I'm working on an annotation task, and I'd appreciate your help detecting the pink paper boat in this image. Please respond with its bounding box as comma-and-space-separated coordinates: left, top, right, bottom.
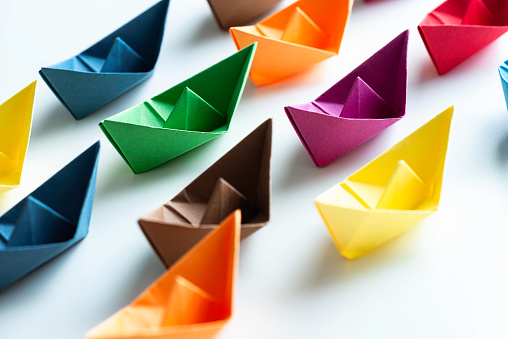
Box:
285, 30, 408, 167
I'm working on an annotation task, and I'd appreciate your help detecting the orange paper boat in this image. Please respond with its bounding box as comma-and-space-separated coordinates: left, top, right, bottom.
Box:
86, 211, 241, 339
230, 0, 353, 86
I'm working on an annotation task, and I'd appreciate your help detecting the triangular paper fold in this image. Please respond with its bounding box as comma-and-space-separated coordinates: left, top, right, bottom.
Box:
139, 119, 272, 268
230, 0, 353, 86
315, 107, 453, 259
0, 81, 35, 192
285, 30, 408, 167
86, 210, 241, 339
418, 0, 508, 75
100, 44, 257, 174
0, 142, 100, 292
39, 0, 170, 119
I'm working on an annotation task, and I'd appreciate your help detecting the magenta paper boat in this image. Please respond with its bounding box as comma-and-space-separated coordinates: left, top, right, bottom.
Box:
285, 30, 408, 167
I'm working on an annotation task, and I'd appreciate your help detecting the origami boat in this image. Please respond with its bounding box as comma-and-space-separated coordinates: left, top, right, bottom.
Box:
139, 119, 271, 268
315, 107, 453, 259
39, 0, 170, 120
100, 44, 256, 174
87, 210, 241, 339
207, 0, 281, 29
0, 81, 36, 192
498, 59, 508, 110
0, 142, 100, 292
230, 0, 353, 86
285, 30, 408, 167
418, 0, 508, 75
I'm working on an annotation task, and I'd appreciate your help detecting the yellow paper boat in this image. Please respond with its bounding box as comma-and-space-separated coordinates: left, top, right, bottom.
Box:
0, 81, 36, 192
315, 107, 453, 259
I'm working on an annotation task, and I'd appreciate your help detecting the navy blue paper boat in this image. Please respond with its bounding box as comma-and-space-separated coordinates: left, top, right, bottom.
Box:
0, 142, 100, 292
39, 0, 170, 120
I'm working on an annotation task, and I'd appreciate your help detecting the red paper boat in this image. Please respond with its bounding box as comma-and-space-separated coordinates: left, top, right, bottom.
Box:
418, 0, 508, 75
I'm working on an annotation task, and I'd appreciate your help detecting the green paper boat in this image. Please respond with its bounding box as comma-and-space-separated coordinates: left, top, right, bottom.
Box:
99, 43, 257, 173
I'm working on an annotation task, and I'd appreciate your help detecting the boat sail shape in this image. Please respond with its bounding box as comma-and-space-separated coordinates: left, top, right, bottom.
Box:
230, 0, 353, 85
0, 142, 100, 292
419, 0, 508, 75
100, 44, 256, 174
40, 0, 170, 119
0, 81, 36, 192
87, 211, 241, 339
285, 30, 408, 167
315, 108, 453, 259
139, 119, 271, 268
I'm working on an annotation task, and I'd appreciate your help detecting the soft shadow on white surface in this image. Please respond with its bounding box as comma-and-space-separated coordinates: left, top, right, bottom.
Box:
29, 100, 77, 139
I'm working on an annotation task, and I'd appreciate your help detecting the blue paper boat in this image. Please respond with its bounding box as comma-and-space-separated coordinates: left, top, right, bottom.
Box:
39, 0, 170, 120
0, 142, 100, 292
499, 60, 508, 111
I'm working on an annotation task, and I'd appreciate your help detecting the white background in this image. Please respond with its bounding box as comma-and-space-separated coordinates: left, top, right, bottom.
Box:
1, 0, 508, 337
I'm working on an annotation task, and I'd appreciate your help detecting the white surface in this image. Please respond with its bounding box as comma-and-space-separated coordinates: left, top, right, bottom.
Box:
1, 0, 508, 337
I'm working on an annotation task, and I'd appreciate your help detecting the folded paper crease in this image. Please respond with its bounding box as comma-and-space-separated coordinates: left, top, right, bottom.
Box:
138, 119, 272, 268
86, 210, 241, 339
100, 44, 256, 174
285, 30, 409, 167
0, 142, 100, 291
230, 0, 353, 85
40, 0, 170, 119
315, 107, 453, 259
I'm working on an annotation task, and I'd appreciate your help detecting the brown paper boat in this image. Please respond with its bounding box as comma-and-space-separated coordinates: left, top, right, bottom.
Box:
139, 119, 272, 267
207, 0, 281, 29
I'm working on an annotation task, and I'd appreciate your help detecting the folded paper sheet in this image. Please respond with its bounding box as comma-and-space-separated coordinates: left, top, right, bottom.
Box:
39, 0, 170, 119
139, 119, 271, 268
498, 59, 508, 110
0, 81, 36, 192
207, 0, 281, 29
230, 0, 353, 86
100, 44, 256, 174
0, 142, 100, 292
87, 210, 241, 339
315, 107, 453, 259
285, 30, 408, 167
419, 0, 508, 75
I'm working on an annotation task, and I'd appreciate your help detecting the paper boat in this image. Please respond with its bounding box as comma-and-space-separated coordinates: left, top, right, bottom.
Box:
100, 44, 256, 174
0, 142, 100, 292
138, 119, 271, 268
230, 0, 353, 86
315, 107, 453, 259
418, 0, 508, 75
285, 30, 408, 167
0, 81, 36, 192
207, 0, 281, 29
498, 59, 508, 110
87, 210, 241, 339
39, 0, 170, 120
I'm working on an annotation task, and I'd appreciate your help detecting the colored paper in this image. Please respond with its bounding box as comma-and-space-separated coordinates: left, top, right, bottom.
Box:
39, 0, 170, 119
0, 81, 36, 192
315, 107, 453, 259
86, 210, 241, 339
498, 59, 508, 110
285, 30, 408, 167
418, 0, 508, 75
138, 119, 272, 268
230, 0, 353, 86
99, 44, 257, 174
207, 0, 281, 29
0, 142, 100, 292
